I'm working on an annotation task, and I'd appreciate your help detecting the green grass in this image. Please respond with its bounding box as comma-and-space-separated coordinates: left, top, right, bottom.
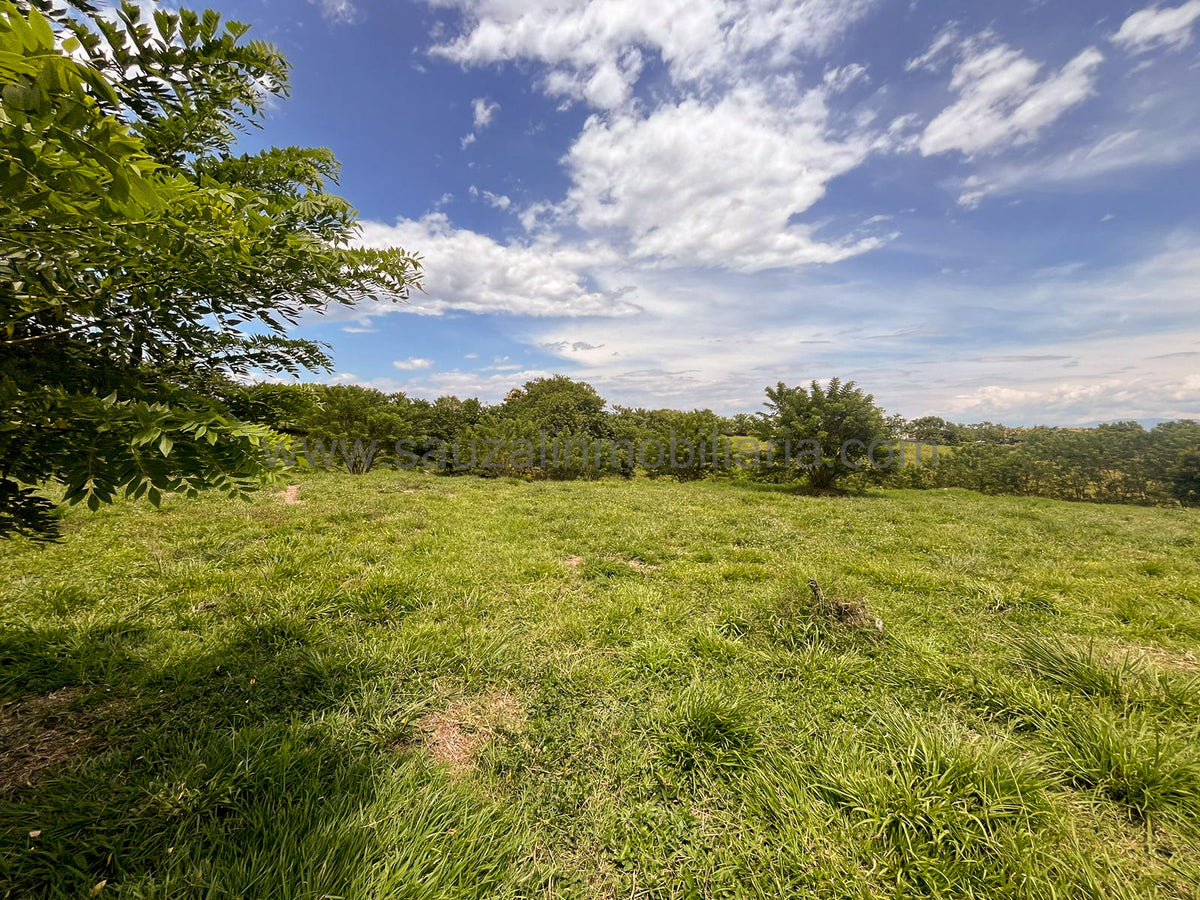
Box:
1, 471, 1199, 898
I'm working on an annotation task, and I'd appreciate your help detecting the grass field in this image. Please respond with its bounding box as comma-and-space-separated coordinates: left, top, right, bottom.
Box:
1, 471, 1198, 898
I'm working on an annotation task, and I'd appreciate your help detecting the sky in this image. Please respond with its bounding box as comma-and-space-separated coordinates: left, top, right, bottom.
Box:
185, 0, 1199, 424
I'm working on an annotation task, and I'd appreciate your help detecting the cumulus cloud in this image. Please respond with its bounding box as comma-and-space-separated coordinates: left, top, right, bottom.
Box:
355, 214, 638, 318
471, 97, 499, 128
1111, 1, 1200, 55
426, 0, 878, 108
393, 358, 434, 370
560, 84, 891, 271
919, 34, 1103, 157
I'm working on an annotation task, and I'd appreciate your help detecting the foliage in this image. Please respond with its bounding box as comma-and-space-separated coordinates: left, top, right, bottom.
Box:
1167, 449, 1200, 507
499, 375, 610, 439
610, 406, 732, 480
906, 415, 959, 445
759, 378, 891, 489
217, 380, 322, 436
297, 386, 422, 474
0, 1, 420, 537
422, 395, 485, 445
923, 420, 1200, 505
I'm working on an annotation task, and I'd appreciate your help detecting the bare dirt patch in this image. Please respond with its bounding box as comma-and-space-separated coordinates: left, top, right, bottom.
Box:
0, 689, 97, 793
564, 555, 584, 568
409, 691, 524, 774
276, 485, 304, 506
626, 559, 662, 572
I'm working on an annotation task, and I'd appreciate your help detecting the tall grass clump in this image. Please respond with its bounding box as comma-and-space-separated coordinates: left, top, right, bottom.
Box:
1016, 635, 1146, 705
1042, 706, 1200, 827
656, 683, 761, 781
787, 713, 1104, 898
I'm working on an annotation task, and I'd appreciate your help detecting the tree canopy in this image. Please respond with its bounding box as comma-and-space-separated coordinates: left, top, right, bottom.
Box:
759, 378, 890, 489
0, 1, 420, 538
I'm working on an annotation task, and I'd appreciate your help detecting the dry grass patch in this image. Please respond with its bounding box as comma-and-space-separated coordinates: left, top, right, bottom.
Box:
1127, 645, 1200, 673
412, 691, 524, 774
0, 689, 98, 793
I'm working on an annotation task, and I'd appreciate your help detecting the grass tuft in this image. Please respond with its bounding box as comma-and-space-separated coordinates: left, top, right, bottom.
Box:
1016, 634, 1145, 704
1042, 706, 1200, 824
657, 683, 761, 778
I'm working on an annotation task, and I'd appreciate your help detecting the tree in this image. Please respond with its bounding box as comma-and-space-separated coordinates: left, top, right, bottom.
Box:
499, 375, 610, 439
906, 415, 959, 445
1167, 450, 1200, 507
1, 2, 420, 538
759, 378, 890, 489
217, 382, 321, 436
298, 386, 416, 475
422, 395, 484, 445
729, 412, 757, 436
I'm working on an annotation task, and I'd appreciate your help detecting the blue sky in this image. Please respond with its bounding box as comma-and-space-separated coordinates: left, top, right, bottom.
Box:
191, 0, 1198, 423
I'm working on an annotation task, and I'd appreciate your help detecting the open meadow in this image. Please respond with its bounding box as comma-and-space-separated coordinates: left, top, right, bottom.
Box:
2, 473, 1199, 898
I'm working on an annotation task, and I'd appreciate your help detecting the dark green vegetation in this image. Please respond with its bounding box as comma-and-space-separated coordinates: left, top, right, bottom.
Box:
2, 472, 1198, 897
236, 377, 1200, 509
0, 1, 418, 540
760, 378, 891, 489
909, 420, 1200, 507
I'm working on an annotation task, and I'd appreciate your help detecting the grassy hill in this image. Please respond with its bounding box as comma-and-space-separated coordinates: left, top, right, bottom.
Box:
2, 472, 1198, 897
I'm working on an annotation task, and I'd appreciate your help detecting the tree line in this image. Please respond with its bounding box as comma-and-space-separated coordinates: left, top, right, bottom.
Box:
217, 376, 1200, 509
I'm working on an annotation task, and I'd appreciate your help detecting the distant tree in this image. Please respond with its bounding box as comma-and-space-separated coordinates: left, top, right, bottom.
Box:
0, 2, 420, 538
961, 422, 1021, 444
499, 376, 610, 439
906, 416, 958, 445
759, 379, 890, 490
423, 395, 485, 444
218, 382, 321, 436
1167, 450, 1200, 507
729, 412, 757, 435
298, 386, 415, 474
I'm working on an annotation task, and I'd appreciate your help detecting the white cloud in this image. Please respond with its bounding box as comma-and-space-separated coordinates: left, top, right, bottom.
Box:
427, 0, 879, 108
945, 370, 1200, 424
513, 235, 1200, 421
905, 23, 959, 72
355, 214, 638, 318
920, 35, 1104, 157
393, 358, 434, 370
560, 83, 891, 271
469, 185, 512, 209
471, 97, 499, 128
822, 63, 869, 92
460, 132, 477, 149
1112, 1, 1200, 55
309, 0, 360, 24
953, 123, 1200, 206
